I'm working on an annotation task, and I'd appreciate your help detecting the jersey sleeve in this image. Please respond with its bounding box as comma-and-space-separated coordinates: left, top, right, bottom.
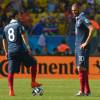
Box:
2, 30, 6, 39
83, 16, 91, 27
20, 25, 26, 34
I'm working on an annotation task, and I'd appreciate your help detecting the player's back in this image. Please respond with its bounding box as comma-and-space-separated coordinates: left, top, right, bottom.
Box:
4, 19, 26, 53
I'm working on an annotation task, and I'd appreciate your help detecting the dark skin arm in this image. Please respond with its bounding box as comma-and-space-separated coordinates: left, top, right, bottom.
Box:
80, 25, 94, 49
21, 32, 33, 56
2, 38, 8, 57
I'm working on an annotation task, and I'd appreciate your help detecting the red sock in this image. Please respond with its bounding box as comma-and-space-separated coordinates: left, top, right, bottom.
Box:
78, 70, 85, 93
31, 66, 37, 82
8, 73, 14, 91
84, 70, 90, 93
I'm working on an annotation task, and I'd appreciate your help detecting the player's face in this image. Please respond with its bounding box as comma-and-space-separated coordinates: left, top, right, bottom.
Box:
71, 6, 79, 17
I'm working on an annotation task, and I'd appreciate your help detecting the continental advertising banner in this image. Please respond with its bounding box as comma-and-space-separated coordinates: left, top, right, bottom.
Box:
0, 56, 100, 79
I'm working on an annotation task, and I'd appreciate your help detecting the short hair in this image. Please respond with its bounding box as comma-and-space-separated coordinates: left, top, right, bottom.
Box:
72, 2, 81, 9
9, 10, 19, 19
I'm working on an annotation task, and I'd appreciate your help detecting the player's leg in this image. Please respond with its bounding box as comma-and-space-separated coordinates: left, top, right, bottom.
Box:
8, 73, 14, 96
8, 53, 20, 96
84, 69, 91, 96
22, 52, 43, 96
8, 59, 15, 96
30, 58, 42, 87
76, 67, 85, 96
30, 58, 43, 95
8, 53, 15, 96
84, 50, 91, 96
76, 52, 85, 96
23, 52, 42, 87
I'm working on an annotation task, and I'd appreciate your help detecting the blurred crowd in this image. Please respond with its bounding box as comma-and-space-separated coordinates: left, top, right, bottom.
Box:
0, 0, 100, 56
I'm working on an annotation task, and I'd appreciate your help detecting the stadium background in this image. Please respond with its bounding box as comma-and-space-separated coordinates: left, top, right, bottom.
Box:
0, 0, 100, 100
0, 0, 100, 79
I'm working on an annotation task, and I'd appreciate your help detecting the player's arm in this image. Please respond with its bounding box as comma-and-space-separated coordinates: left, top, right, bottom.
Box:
2, 38, 8, 56
85, 25, 94, 45
21, 32, 32, 54
20, 25, 32, 53
80, 18, 95, 49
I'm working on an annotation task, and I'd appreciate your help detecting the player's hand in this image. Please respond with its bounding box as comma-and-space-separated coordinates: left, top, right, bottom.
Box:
26, 45, 33, 56
5, 52, 8, 58
80, 42, 87, 49
27, 48, 33, 56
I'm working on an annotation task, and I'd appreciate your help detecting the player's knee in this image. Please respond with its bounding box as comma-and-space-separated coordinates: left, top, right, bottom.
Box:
78, 66, 86, 71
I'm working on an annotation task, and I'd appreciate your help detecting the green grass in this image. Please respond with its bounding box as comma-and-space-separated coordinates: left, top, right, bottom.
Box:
0, 79, 100, 100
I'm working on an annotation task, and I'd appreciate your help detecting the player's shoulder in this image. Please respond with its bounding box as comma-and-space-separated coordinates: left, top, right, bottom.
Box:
4, 19, 18, 28
19, 22, 25, 30
79, 12, 85, 19
4, 24, 10, 32
79, 12, 90, 23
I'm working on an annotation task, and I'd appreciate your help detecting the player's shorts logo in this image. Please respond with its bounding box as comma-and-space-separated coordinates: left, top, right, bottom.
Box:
79, 56, 84, 62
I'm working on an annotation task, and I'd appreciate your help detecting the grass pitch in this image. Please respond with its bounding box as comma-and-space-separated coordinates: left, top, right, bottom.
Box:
0, 78, 100, 100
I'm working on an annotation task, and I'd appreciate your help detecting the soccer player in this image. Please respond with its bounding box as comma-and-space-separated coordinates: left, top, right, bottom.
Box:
2, 11, 42, 96
71, 3, 94, 96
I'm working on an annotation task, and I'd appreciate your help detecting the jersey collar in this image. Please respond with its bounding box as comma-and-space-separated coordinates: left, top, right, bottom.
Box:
10, 19, 18, 23
76, 12, 85, 20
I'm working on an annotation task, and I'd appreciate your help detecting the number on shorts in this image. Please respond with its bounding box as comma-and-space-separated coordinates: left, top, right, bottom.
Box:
8, 28, 15, 42
79, 56, 84, 61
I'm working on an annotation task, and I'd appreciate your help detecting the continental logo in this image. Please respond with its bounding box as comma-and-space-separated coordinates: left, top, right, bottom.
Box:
0, 60, 77, 77
0, 59, 8, 77
0, 56, 100, 78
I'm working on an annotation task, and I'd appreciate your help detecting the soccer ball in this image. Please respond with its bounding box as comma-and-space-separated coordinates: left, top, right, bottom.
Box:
32, 87, 44, 96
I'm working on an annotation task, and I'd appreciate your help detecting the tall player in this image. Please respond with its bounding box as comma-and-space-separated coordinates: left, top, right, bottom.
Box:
2, 11, 42, 96
71, 3, 94, 96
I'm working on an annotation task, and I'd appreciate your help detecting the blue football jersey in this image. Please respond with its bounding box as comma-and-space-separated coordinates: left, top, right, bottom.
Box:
75, 12, 91, 48
3, 19, 26, 53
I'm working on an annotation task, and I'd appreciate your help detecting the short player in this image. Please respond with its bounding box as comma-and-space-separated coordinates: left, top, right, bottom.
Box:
2, 11, 42, 96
